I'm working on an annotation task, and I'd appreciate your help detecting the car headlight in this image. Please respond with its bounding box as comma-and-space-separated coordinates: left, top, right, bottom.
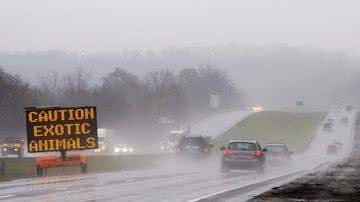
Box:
129, 148, 133, 152
114, 147, 121, 153
3, 148, 7, 151
161, 146, 164, 150
14, 148, 18, 151
122, 148, 128, 153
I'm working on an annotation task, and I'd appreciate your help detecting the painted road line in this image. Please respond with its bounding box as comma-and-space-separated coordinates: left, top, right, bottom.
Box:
187, 159, 341, 202
0, 195, 15, 199
186, 171, 304, 202
54, 187, 69, 191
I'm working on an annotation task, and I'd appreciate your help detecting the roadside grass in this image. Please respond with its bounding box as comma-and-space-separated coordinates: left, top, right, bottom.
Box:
213, 111, 326, 153
0, 158, 36, 181
0, 154, 163, 182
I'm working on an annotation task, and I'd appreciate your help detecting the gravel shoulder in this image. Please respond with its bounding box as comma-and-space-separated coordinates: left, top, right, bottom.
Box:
248, 158, 360, 201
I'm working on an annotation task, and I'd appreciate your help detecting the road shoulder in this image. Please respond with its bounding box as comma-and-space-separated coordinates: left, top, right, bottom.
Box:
248, 157, 360, 201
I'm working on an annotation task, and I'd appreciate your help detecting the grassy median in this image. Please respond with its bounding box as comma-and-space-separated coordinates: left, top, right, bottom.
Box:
213, 111, 326, 153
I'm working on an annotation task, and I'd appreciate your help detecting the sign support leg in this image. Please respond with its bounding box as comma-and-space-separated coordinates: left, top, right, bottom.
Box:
60, 150, 67, 161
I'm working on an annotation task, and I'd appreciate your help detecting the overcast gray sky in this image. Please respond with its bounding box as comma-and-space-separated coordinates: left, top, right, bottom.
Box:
1, 0, 360, 54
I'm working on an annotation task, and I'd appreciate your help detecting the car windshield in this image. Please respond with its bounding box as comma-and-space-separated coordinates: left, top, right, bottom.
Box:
228, 142, 257, 151
265, 145, 288, 152
179, 137, 205, 147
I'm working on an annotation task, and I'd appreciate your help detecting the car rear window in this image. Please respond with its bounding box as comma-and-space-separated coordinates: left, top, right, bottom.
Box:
265, 145, 288, 152
179, 137, 206, 147
228, 142, 257, 151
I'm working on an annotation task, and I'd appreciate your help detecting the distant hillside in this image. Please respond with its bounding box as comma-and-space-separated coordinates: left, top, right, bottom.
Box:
1, 45, 359, 110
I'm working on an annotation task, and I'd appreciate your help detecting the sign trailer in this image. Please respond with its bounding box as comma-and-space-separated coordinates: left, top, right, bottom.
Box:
25, 106, 98, 176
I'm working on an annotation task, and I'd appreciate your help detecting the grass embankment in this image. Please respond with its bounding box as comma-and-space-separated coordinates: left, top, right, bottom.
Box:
214, 111, 326, 153
0, 154, 162, 182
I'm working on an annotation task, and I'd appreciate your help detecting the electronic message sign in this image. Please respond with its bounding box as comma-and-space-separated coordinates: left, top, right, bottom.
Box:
25, 106, 98, 153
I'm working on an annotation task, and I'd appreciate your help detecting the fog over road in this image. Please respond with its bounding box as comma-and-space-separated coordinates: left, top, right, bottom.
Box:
0, 110, 354, 202
191, 110, 254, 138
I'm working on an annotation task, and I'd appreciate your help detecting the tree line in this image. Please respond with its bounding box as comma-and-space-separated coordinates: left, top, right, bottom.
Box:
0, 65, 245, 139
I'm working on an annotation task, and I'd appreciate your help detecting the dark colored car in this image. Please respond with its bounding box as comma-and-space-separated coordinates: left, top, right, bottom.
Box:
1, 137, 24, 158
327, 144, 338, 155
345, 105, 353, 112
220, 140, 266, 173
323, 122, 333, 132
341, 117, 349, 126
327, 142, 342, 155
264, 143, 292, 164
175, 136, 213, 159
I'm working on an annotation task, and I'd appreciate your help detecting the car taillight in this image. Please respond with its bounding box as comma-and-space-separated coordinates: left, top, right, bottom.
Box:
203, 147, 209, 153
223, 150, 233, 155
176, 147, 181, 153
250, 151, 262, 157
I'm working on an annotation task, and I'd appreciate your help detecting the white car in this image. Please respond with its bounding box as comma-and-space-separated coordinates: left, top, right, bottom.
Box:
113, 144, 134, 154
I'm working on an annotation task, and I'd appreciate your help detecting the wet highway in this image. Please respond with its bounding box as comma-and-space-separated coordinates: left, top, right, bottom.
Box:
0, 111, 354, 202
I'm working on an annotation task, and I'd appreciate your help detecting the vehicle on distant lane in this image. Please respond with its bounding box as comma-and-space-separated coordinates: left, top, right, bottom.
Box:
327, 142, 342, 155
264, 143, 292, 166
113, 144, 135, 154
175, 135, 213, 159
161, 130, 187, 153
345, 105, 353, 113
341, 117, 349, 127
323, 122, 333, 132
1, 137, 24, 158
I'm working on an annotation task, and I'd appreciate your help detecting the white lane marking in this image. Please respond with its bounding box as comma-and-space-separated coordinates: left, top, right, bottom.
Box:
55, 187, 68, 191
187, 160, 339, 202
0, 195, 15, 199
126, 179, 135, 182
186, 172, 301, 202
